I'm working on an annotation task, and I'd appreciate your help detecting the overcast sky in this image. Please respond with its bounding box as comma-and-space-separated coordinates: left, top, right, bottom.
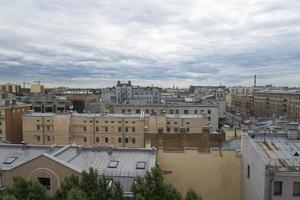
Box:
0, 0, 299, 88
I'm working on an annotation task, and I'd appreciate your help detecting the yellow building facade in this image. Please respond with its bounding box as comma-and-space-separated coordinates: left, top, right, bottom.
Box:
23, 113, 209, 147
157, 148, 241, 200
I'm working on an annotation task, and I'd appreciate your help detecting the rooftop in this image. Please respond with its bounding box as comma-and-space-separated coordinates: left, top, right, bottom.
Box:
254, 89, 300, 95
245, 132, 300, 171
0, 144, 156, 177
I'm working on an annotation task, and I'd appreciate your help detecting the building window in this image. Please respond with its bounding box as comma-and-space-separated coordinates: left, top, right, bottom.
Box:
37, 125, 40, 130
84, 137, 87, 143
47, 126, 50, 131
111, 121, 114, 124
125, 121, 128, 124
105, 127, 108, 132
194, 110, 198, 114
118, 137, 122, 143
105, 121, 108, 123
47, 136, 50, 141
118, 127, 122, 132
96, 126, 99, 132
174, 128, 178, 132
247, 165, 250, 178
37, 135, 40, 141
83, 127, 87, 131
207, 110, 211, 114
184, 110, 189, 114
176, 110, 179, 114
105, 137, 108, 143
38, 177, 51, 190
125, 127, 128, 132
293, 182, 300, 196
208, 117, 211, 121
167, 127, 170, 132
186, 128, 190, 132
174, 122, 178, 125
186, 122, 190, 125
132, 127, 136, 132
96, 137, 99, 143
274, 181, 282, 196
132, 138, 136, 143
125, 138, 129, 143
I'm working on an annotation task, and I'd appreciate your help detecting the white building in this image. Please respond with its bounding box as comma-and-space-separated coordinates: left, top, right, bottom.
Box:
242, 126, 300, 200
102, 81, 161, 105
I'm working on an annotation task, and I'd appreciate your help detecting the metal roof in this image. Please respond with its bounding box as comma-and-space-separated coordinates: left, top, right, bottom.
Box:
250, 135, 300, 171
0, 144, 156, 177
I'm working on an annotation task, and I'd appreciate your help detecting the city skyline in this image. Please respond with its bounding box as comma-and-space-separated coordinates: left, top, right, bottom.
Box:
0, 0, 300, 88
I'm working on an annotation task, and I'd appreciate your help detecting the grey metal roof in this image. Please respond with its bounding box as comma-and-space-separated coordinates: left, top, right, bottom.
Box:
247, 134, 300, 171
53, 145, 156, 177
0, 144, 156, 177
165, 114, 206, 119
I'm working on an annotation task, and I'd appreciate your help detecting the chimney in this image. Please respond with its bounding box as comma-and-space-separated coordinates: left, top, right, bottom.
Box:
145, 140, 151, 149
21, 141, 27, 150
108, 145, 114, 156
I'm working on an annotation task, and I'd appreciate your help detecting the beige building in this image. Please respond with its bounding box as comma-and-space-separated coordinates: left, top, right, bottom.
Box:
0, 144, 156, 197
231, 94, 254, 114
23, 94, 68, 113
253, 89, 300, 120
0, 84, 21, 95
110, 102, 219, 131
0, 100, 31, 143
23, 113, 209, 147
31, 84, 45, 94
157, 147, 241, 200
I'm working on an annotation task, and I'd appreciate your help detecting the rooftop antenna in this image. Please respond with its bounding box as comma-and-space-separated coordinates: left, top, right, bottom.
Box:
254, 74, 257, 90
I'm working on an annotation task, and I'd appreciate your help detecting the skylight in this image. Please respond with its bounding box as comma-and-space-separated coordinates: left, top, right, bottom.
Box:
3, 157, 17, 164
108, 160, 119, 168
136, 161, 146, 169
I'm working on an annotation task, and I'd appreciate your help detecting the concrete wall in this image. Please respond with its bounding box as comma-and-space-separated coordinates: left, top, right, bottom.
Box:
146, 132, 224, 151
242, 132, 267, 200
157, 148, 241, 200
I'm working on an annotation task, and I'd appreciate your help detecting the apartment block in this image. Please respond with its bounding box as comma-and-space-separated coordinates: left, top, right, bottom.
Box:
242, 128, 300, 200
253, 89, 300, 120
30, 84, 45, 94
110, 102, 219, 131
0, 83, 21, 95
0, 100, 31, 143
102, 80, 161, 105
231, 94, 254, 114
22, 94, 68, 113
23, 112, 209, 147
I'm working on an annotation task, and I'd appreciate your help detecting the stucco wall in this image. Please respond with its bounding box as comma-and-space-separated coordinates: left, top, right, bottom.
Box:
2, 156, 79, 196
157, 148, 241, 200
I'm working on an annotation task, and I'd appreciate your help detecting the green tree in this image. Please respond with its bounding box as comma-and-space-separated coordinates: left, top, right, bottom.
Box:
67, 188, 87, 200
131, 167, 181, 200
1, 194, 17, 200
112, 181, 126, 200
185, 188, 202, 200
80, 168, 100, 199
4, 176, 48, 200
55, 174, 80, 200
